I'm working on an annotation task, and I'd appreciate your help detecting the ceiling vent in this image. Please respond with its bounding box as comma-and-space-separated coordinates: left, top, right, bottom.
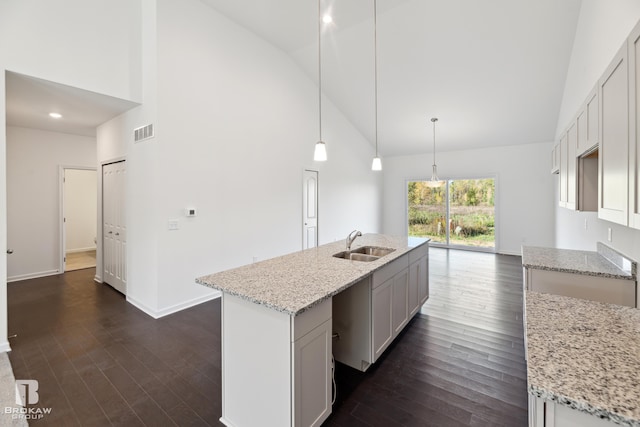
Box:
134, 124, 154, 142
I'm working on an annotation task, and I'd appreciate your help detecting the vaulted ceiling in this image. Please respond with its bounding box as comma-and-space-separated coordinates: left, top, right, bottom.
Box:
202, 0, 582, 155
6, 0, 582, 156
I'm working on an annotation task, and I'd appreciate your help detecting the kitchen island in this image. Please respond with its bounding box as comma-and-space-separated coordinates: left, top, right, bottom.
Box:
196, 234, 430, 427
526, 291, 640, 427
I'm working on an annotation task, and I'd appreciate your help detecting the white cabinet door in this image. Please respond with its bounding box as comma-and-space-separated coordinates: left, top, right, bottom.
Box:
293, 319, 331, 427
599, 42, 629, 226
392, 270, 409, 335
577, 86, 599, 157
408, 261, 420, 317
372, 279, 393, 361
551, 144, 560, 174
418, 255, 429, 305
566, 121, 578, 210
559, 132, 568, 207
629, 20, 640, 229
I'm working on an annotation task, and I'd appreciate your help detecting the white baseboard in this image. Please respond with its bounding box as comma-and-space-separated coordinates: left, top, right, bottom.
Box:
127, 291, 221, 319
0, 341, 11, 353
8, 270, 59, 283
94, 275, 102, 283
66, 247, 97, 254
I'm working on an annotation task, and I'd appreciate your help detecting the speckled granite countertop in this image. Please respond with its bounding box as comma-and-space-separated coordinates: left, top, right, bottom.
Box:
522, 243, 636, 280
196, 234, 429, 316
526, 291, 640, 427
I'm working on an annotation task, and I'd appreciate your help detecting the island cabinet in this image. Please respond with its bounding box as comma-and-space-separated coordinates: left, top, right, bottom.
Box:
333, 244, 429, 372
221, 295, 332, 427
529, 396, 619, 427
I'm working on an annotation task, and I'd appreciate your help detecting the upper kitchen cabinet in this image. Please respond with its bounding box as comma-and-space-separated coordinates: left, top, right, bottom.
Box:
558, 123, 577, 210
577, 85, 599, 156
629, 21, 640, 230
559, 132, 568, 208
598, 41, 629, 226
551, 143, 560, 174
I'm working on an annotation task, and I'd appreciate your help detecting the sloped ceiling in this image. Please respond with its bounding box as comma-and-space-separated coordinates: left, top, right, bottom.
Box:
202, 0, 582, 155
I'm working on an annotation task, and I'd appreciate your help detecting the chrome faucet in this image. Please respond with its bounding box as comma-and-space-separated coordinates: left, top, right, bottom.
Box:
346, 230, 362, 251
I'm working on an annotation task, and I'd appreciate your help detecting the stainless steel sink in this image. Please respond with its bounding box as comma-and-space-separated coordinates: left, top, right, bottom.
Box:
350, 246, 395, 257
333, 246, 395, 262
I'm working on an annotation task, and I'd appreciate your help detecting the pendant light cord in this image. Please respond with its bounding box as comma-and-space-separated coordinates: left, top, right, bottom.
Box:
374, 0, 379, 157
318, 0, 323, 143
432, 117, 438, 166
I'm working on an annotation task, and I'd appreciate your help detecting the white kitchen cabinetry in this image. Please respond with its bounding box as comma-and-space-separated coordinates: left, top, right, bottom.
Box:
408, 244, 429, 317
577, 85, 599, 156
372, 254, 409, 361
334, 244, 429, 372
221, 295, 331, 427
524, 268, 636, 307
551, 143, 560, 174
629, 21, 640, 229
598, 42, 629, 226
566, 122, 578, 210
529, 396, 618, 427
559, 132, 568, 207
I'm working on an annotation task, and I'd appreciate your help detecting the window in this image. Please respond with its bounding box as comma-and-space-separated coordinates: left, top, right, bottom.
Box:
407, 178, 495, 251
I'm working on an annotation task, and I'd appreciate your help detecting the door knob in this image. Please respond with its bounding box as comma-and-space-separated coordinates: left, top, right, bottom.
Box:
6, 249, 13, 254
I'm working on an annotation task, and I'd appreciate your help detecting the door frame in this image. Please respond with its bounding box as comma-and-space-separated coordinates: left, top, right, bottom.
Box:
58, 165, 98, 274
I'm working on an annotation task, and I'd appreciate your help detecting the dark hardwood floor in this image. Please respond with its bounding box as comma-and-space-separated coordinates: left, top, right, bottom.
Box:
6, 248, 527, 426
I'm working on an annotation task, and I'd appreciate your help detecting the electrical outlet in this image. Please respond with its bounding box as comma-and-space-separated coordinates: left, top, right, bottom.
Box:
168, 220, 179, 231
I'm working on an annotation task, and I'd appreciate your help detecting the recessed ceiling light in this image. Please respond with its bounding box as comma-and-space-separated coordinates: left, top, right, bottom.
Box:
322, 14, 333, 24
49, 112, 62, 119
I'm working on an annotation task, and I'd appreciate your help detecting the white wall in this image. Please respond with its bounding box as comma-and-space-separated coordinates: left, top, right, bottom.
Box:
554, 1, 640, 261
97, 0, 382, 317
6, 127, 96, 281
64, 169, 97, 253
382, 142, 555, 255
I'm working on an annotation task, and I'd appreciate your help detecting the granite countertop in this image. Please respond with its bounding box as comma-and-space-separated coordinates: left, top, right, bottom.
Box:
522, 243, 636, 280
196, 234, 429, 316
526, 291, 640, 427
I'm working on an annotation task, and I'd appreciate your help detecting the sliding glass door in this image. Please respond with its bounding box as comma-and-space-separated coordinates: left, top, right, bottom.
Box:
407, 178, 495, 251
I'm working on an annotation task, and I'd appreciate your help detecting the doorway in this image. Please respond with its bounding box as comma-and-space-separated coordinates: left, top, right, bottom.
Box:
303, 170, 318, 249
61, 167, 97, 272
407, 178, 496, 251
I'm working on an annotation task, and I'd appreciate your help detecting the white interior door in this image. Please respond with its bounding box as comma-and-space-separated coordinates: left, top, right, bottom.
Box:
303, 170, 318, 249
102, 161, 126, 294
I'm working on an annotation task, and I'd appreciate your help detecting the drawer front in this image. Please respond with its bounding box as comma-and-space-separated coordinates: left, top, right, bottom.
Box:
372, 254, 408, 289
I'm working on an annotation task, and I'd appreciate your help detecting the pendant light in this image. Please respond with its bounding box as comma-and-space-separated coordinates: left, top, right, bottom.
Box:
313, 0, 327, 162
371, 0, 382, 171
426, 117, 445, 188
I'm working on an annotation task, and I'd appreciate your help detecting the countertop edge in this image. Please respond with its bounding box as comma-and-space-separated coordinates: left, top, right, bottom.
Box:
522, 263, 635, 280
527, 385, 639, 427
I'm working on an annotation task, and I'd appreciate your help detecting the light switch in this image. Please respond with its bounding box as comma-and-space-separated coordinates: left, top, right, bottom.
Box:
168, 220, 179, 231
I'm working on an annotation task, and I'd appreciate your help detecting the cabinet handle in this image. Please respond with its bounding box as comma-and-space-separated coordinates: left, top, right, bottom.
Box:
108, 231, 113, 234
6, 249, 13, 254
115, 233, 120, 236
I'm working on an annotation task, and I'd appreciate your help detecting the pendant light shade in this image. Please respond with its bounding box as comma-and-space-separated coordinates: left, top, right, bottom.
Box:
426, 117, 445, 188
371, 0, 382, 171
314, 0, 327, 162
371, 156, 382, 171
314, 140, 327, 161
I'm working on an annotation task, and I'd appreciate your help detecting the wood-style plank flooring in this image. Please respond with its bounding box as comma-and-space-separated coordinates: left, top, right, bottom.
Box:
6, 248, 527, 426
65, 250, 97, 272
